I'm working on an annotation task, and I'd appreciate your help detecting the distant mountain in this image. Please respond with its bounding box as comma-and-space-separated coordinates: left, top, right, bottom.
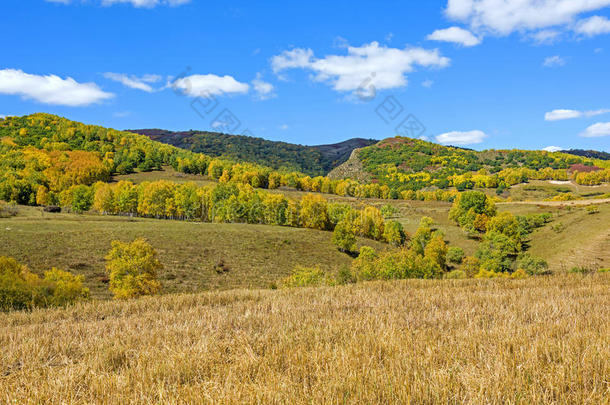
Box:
561, 149, 610, 161
128, 129, 377, 176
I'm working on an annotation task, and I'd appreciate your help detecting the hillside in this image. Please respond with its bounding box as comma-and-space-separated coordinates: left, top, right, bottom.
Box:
330, 136, 610, 192
562, 149, 610, 160
129, 128, 377, 176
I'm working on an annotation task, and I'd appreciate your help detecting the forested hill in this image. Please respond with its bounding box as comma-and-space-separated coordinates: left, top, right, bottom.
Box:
330, 136, 610, 191
129, 128, 377, 176
561, 149, 610, 160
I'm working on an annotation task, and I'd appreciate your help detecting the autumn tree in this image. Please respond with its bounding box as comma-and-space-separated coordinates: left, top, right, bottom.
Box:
105, 238, 162, 299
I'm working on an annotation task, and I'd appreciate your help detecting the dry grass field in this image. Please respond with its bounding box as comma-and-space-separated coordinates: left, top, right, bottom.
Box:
1, 274, 608, 404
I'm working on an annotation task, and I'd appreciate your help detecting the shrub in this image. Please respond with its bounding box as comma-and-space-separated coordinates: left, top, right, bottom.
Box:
569, 266, 595, 275
598, 267, 610, 273
105, 238, 162, 299
586, 205, 600, 215
515, 253, 549, 276
0, 256, 88, 311
0, 256, 40, 311
41, 268, 90, 307
281, 266, 334, 288
445, 270, 467, 279
0, 201, 18, 218
551, 222, 566, 233
447, 247, 465, 264
461, 256, 481, 278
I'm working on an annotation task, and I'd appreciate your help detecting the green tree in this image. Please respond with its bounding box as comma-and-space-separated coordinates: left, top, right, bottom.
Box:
383, 220, 407, 246
332, 219, 357, 253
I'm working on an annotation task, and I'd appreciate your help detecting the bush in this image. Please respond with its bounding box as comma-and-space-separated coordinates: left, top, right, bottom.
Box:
586, 205, 600, 215
569, 266, 596, 275
281, 266, 334, 288
105, 238, 162, 299
447, 247, 465, 264
0, 256, 88, 311
0, 201, 18, 218
598, 267, 610, 273
516, 253, 549, 275
0, 257, 40, 311
41, 268, 90, 307
445, 270, 467, 279
380, 204, 397, 218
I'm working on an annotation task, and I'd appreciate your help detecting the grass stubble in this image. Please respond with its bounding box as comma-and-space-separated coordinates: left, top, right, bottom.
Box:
0, 274, 608, 404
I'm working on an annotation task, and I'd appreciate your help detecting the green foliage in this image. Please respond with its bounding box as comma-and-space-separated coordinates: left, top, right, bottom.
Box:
380, 204, 398, 218
105, 238, 162, 299
382, 220, 407, 247
515, 253, 549, 276
449, 191, 496, 232
281, 266, 334, 288
586, 205, 600, 215
132, 129, 376, 176
447, 247, 465, 264
445, 270, 467, 279
332, 219, 357, 253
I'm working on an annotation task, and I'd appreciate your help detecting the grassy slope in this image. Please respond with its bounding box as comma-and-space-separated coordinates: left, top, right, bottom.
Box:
1, 274, 608, 403
0, 206, 386, 299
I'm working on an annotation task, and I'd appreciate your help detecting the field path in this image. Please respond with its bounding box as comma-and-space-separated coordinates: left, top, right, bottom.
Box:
499, 198, 610, 207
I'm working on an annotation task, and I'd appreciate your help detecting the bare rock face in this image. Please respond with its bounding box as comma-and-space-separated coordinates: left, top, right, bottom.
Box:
327, 148, 373, 183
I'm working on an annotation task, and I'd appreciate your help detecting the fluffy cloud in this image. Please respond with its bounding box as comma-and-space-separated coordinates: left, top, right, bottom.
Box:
543, 146, 563, 152
575, 15, 610, 36
0, 69, 113, 106
436, 130, 487, 145
427, 26, 481, 46
272, 42, 450, 95
103, 73, 161, 92
580, 122, 610, 137
46, 0, 190, 7
445, 0, 610, 36
251, 74, 275, 100
543, 55, 565, 67
172, 74, 250, 97
545, 108, 610, 121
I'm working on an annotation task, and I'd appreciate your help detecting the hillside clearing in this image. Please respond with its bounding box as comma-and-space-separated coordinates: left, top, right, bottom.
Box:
0, 206, 386, 299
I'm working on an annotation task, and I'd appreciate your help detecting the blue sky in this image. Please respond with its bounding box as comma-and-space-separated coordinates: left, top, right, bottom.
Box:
1, 0, 610, 151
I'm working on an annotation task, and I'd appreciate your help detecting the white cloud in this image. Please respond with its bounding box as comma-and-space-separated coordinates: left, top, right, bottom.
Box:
271, 48, 315, 73
436, 130, 487, 145
427, 26, 481, 46
580, 122, 610, 137
530, 29, 562, 44
422, 79, 434, 88
545, 108, 610, 121
272, 42, 450, 95
575, 15, 610, 36
445, 0, 610, 36
543, 55, 565, 67
46, 0, 190, 7
251, 73, 275, 100
172, 74, 250, 97
0, 69, 113, 106
279, 124, 289, 130
543, 146, 563, 152
103, 72, 161, 92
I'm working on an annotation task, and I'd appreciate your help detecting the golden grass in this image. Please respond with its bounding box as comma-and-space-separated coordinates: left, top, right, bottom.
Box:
1, 274, 608, 404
